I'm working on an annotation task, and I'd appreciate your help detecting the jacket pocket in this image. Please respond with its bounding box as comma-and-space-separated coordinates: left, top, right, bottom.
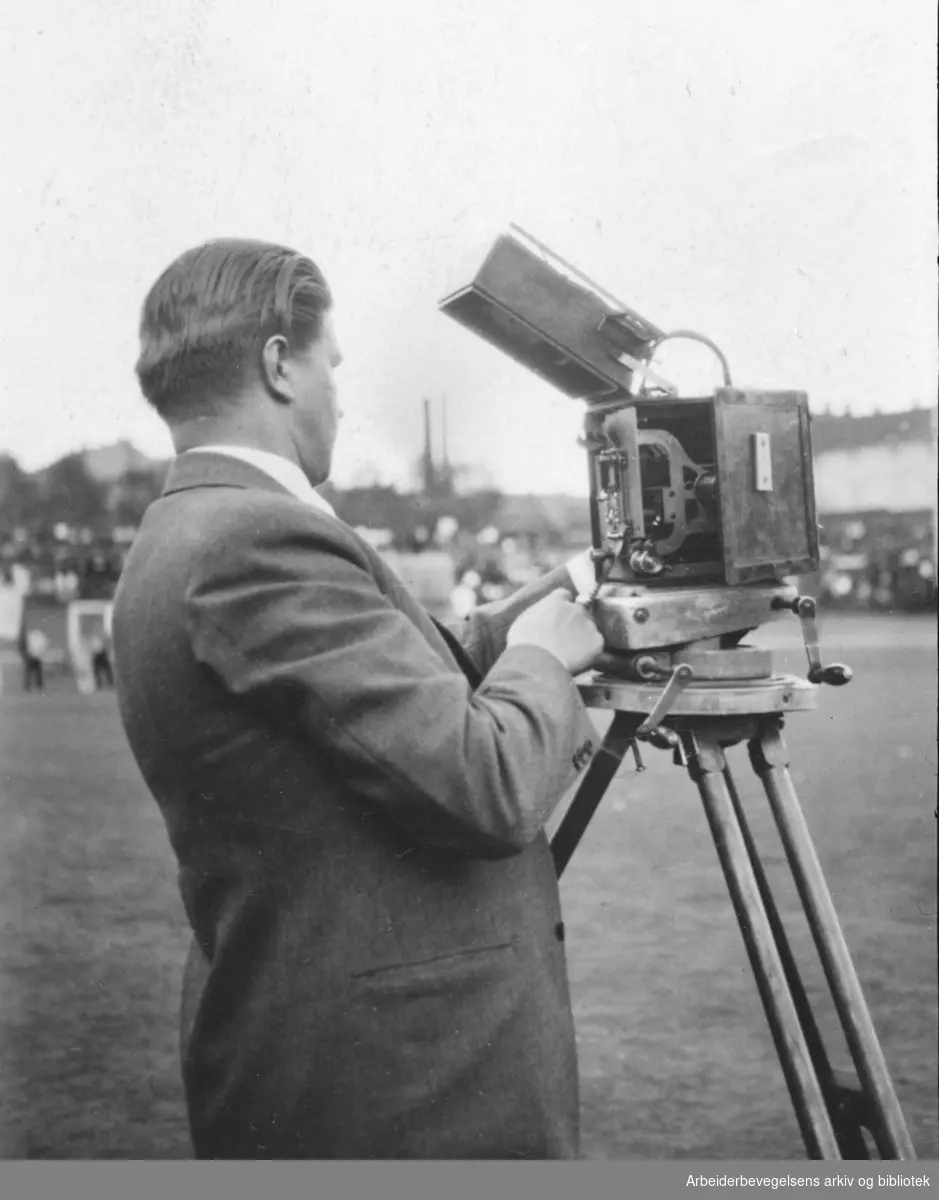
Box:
349, 940, 515, 997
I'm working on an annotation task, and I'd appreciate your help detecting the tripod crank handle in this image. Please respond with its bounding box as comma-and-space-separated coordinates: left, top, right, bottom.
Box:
635, 663, 695, 746
808, 663, 853, 687
774, 593, 854, 689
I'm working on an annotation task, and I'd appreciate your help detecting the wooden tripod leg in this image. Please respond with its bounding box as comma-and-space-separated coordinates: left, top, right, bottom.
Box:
721, 765, 871, 1160
749, 721, 917, 1161
551, 710, 639, 879
684, 729, 842, 1159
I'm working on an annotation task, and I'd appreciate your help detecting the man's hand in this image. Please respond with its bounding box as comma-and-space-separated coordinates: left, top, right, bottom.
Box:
564, 548, 597, 601
506, 588, 604, 675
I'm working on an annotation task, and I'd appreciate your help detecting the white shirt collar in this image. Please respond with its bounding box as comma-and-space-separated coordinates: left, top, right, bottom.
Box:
184, 445, 337, 518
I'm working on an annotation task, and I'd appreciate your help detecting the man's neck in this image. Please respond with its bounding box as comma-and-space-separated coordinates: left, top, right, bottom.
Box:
182, 445, 336, 516
170, 412, 326, 487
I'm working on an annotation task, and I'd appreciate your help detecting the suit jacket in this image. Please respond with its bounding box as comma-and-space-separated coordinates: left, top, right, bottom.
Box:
111, 452, 599, 1160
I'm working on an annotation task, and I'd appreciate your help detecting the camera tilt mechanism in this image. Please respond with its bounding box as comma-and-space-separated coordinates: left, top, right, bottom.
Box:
440, 227, 915, 1161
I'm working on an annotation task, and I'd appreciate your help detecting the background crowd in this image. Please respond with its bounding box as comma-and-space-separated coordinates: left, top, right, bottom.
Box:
1, 402, 936, 695
2, 430, 936, 613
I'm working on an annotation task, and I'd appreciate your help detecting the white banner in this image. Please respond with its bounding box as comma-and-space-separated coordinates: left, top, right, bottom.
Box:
0, 584, 24, 642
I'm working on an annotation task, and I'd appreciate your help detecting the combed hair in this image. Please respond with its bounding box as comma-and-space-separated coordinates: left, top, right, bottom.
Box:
135, 238, 332, 418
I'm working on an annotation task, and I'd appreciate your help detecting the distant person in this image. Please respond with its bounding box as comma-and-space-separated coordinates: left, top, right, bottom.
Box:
450, 567, 482, 619
11, 562, 31, 595
54, 568, 80, 604
22, 627, 48, 693
90, 635, 114, 690
81, 552, 116, 601
112, 238, 603, 1160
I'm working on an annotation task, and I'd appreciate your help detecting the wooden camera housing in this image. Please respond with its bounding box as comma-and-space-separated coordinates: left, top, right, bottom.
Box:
588, 389, 819, 588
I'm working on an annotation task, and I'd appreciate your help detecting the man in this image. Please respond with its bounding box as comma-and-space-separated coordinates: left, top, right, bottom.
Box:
90, 633, 114, 690
22, 626, 48, 693
112, 238, 604, 1160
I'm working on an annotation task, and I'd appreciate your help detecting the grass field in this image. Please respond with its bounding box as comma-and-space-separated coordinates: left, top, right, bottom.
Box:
0, 613, 936, 1160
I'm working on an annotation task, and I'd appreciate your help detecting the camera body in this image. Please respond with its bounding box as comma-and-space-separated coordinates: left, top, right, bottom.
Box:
582, 388, 818, 652
585, 389, 818, 589
440, 228, 821, 651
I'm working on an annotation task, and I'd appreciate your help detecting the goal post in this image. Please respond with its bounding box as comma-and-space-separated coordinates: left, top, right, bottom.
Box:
66, 600, 114, 694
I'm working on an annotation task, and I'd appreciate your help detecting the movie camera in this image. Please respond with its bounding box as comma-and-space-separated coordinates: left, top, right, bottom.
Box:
439, 225, 850, 702
438, 228, 915, 1162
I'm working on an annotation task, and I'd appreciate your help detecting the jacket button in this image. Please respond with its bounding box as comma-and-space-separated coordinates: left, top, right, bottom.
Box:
554, 921, 565, 942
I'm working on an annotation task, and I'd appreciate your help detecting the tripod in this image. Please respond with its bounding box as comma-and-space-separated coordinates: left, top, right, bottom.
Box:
551, 665, 917, 1161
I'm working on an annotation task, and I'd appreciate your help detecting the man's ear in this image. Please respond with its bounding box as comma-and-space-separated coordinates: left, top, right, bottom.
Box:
260, 335, 295, 404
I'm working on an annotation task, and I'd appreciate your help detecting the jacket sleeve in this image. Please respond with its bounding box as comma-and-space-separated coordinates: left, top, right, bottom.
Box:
452, 564, 579, 678
184, 513, 597, 860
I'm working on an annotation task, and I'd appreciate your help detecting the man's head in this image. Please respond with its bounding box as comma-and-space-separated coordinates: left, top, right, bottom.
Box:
136, 238, 342, 483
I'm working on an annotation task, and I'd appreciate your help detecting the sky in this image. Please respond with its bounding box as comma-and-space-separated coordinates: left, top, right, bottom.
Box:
1, 0, 936, 495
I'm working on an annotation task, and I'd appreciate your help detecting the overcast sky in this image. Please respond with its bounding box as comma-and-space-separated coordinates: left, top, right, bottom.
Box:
1, 0, 935, 494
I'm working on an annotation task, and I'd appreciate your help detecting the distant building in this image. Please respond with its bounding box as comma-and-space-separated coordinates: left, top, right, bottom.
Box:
81, 439, 162, 484
491, 494, 591, 551
811, 407, 937, 517
809, 407, 937, 609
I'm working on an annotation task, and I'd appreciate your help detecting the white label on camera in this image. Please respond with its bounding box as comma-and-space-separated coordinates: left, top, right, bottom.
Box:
753, 433, 773, 491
